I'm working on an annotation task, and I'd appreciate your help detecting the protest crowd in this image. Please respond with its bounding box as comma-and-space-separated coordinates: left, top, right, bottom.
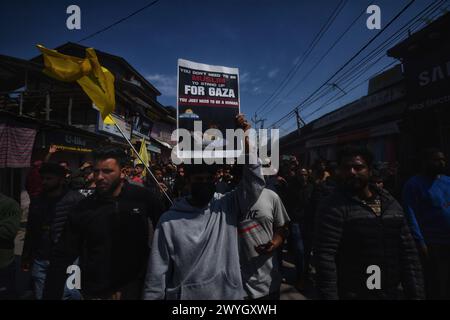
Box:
0, 113, 449, 301
1, 10, 450, 301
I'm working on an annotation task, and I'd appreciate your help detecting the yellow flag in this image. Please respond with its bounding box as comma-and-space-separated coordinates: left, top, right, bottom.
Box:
37, 45, 115, 120
103, 114, 115, 125
37, 45, 90, 82
137, 138, 150, 176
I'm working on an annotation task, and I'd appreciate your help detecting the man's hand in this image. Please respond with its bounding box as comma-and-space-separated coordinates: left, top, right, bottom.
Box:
111, 291, 122, 300
44, 144, 59, 162
48, 144, 58, 154
80, 162, 92, 171
277, 176, 287, 185
21, 260, 31, 272
159, 183, 168, 193
255, 240, 277, 255
235, 113, 251, 132
255, 227, 288, 255
418, 243, 428, 259
236, 113, 252, 153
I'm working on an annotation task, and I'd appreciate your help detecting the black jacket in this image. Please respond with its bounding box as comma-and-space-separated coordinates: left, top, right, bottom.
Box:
285, 178, 315, 224
314, 186, 424, 300
43, 182, 167, 299
22, 189, 84, 261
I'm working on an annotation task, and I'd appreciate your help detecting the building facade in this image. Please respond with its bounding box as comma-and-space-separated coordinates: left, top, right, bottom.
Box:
0, 42, 175, 202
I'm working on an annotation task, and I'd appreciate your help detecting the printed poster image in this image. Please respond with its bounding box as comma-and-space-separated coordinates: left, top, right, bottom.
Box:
177, 59, 242, 159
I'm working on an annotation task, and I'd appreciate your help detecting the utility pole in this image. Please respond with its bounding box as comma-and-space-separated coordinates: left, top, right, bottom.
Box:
251, 112, 266, 155
294, 108, 305, 135
252, 112, 266, 129
259, 119, 265, 130
45, 92, 51, 121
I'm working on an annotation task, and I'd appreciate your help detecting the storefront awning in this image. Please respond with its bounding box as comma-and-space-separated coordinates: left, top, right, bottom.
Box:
34, 129, 102, 153
151, 137, 172, 149
147, 144, 161, 154
305, 121, 400, 148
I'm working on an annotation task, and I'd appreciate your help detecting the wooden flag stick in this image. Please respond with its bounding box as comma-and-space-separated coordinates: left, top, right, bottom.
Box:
110, 117, 173, 205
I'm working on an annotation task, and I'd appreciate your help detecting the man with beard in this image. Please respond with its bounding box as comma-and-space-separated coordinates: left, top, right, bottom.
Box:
314, 146, 424, 300
22, 163, 84, 299
142, 114, 265, 300
402, 148, 450, 299
43, 147, 166, 300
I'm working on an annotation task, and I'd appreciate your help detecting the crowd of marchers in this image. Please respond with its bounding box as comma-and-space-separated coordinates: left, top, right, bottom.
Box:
0, 115, 449, 300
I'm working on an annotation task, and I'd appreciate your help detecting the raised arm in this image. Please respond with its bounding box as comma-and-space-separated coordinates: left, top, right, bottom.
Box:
226, 114, 265, 216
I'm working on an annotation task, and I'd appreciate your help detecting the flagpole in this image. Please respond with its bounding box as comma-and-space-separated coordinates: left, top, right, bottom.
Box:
35, 46, 173, 203
110, 118, 173, 205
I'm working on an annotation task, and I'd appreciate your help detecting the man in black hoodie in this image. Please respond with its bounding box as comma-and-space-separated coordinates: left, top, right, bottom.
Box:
314, 146, 424, 300
43, 147, 166, 300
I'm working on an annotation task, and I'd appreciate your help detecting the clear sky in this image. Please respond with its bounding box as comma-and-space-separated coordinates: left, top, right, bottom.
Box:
0, 0, 445, 135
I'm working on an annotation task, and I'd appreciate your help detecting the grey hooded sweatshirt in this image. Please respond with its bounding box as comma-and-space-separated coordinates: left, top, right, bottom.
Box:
143, 158, 265, 300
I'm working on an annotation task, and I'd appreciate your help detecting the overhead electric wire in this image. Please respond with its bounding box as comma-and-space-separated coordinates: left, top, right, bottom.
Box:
260, 0, 373, 118
254, 0, 348, 115
297, 0, 446, 116
277, 1, 447, 134
257, 0, 347, 114
78, 0, 160, 43
272, 0, 444, 129
278, 60, 398, 134
278, 1, 442, 129
302, 60, 399, 121
330, 0, 444, 86
268, 0, 438, 129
